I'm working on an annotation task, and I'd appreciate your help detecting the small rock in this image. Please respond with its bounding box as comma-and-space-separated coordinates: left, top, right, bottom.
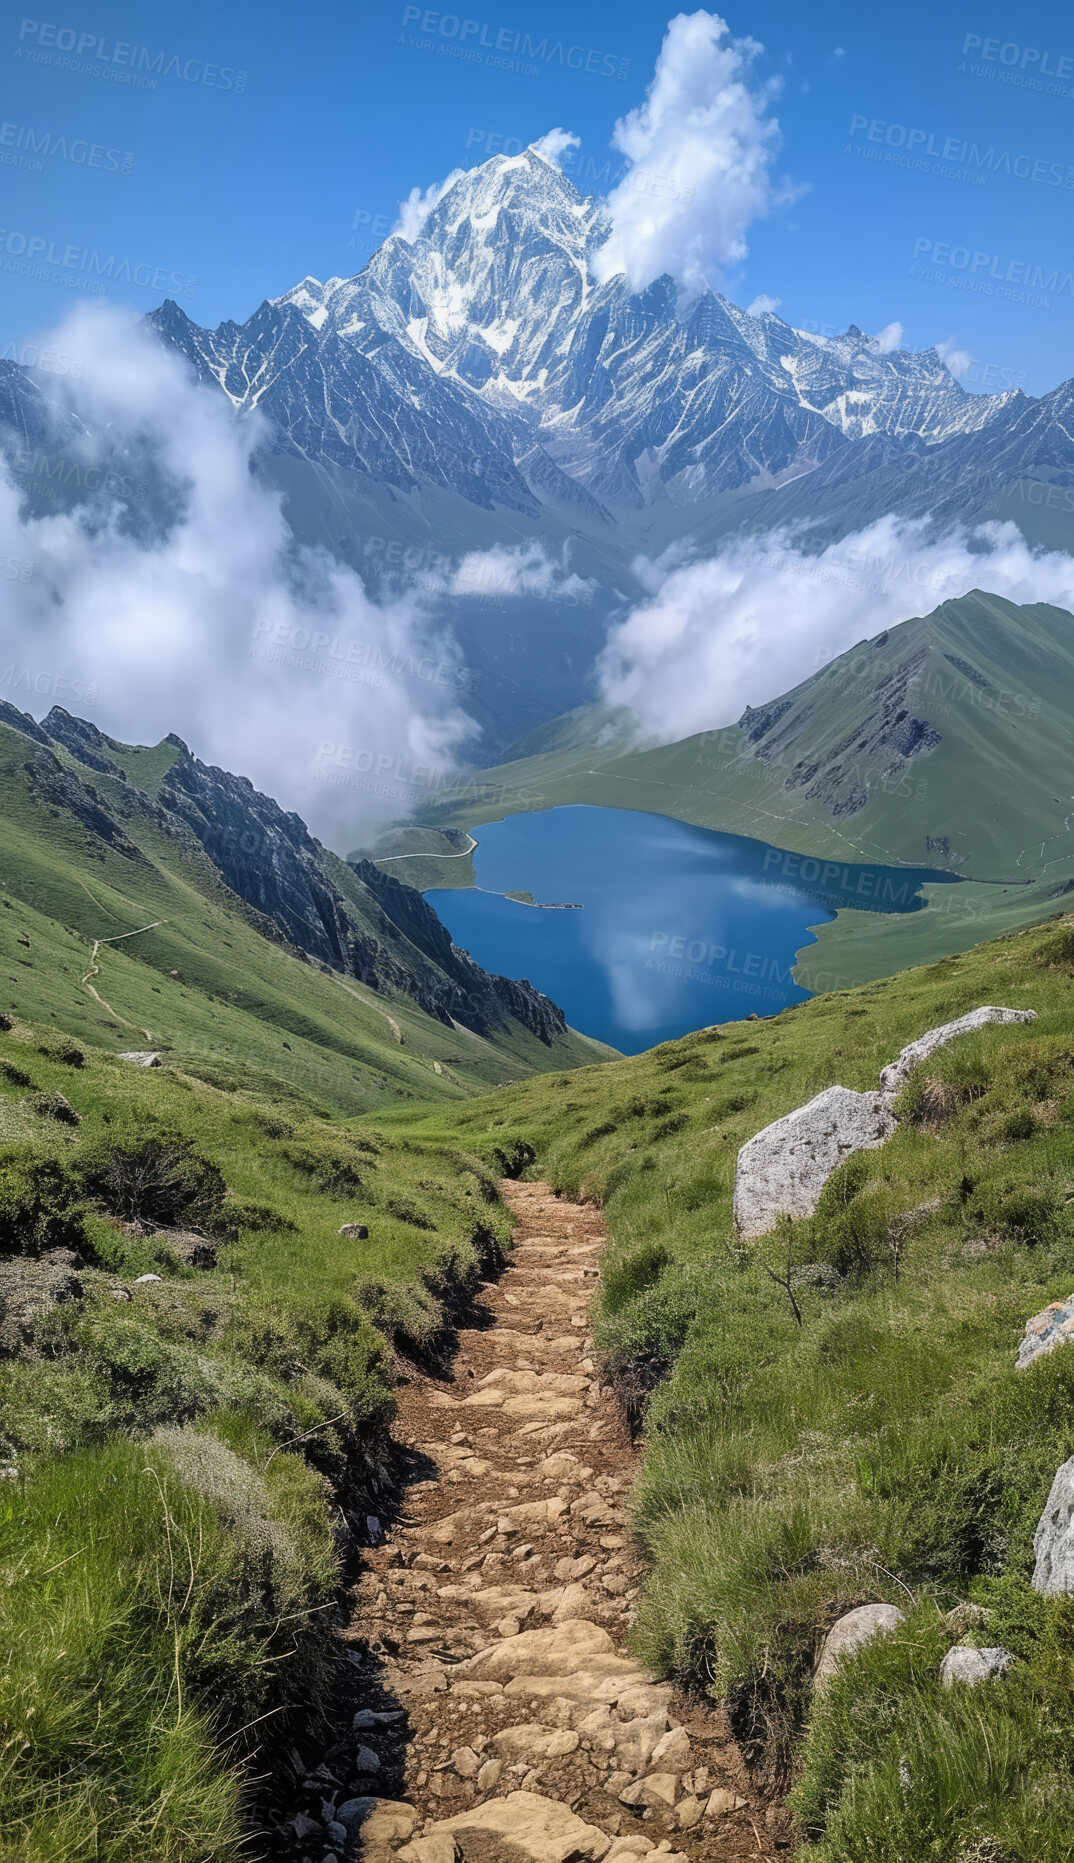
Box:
324, 1823, 347, 1847
619, 1773, 679, 1810
353, 1708, 404, 1730
651, 1727, 690, 1771
676, 1797, 703, 1830
815, 1603, 905, 1690
135, 1273, 163, 1284
339, 1223, 369, 1239
706, 1789, 747, 1818
117, 1050, 161, 1067
291, 1813, 321, 1841
940, 1646, 1012, 1688
452, 1746, 479, 1778
398, 1839, 458, 1863
476, 1757, 503, 1790
354, 1743, 380, 1772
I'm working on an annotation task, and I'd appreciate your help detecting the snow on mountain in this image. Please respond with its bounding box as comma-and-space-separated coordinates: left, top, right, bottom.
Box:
149, 148, 1048, 519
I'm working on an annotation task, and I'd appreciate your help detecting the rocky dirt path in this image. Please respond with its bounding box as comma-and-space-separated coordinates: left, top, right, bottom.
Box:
292, 1182, 790, 1863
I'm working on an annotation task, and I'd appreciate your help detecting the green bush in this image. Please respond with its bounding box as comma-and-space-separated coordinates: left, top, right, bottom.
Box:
0, 1156, 85, 1257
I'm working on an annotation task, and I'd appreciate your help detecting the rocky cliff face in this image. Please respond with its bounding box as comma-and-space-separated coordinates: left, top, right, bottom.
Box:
23, 705, 569, 1044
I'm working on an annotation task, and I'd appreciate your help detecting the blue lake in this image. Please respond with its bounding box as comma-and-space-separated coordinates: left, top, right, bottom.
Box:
428, 807, 959, 1054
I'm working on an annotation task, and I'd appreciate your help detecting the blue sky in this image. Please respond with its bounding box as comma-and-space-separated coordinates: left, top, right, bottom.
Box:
2, 0, 1073, 393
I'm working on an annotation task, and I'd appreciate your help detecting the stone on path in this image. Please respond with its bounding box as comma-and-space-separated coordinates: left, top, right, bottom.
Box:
426, 1789, 610, 1862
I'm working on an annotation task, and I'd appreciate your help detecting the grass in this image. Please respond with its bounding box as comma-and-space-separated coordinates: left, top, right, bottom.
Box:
393, 910, 1074, 1854
0, 717, 607, 1117
0, 1019, 512, 1857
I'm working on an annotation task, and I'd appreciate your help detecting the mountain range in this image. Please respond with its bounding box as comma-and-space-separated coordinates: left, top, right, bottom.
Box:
4, 148, 1074, 754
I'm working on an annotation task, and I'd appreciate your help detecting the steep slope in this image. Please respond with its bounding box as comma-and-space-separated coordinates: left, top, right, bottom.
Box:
0, 702, 610, 1111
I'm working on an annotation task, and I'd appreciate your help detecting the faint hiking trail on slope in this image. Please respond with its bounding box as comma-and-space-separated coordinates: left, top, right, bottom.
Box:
80, 916, 163, 1041
299, 1180, 790, 1862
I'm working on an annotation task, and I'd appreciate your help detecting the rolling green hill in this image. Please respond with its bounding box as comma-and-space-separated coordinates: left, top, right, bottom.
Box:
0, 706, 610, 1116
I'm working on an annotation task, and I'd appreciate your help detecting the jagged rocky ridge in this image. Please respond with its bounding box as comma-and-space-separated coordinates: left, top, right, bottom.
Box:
142, 149, 1074, 520
1, 701, 568, 1044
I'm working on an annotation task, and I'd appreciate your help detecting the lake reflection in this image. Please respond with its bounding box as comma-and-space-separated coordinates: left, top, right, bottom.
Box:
428, 807, 957, 1053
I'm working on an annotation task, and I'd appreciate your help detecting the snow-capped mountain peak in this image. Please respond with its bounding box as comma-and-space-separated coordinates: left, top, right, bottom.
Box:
149, 149, 1050, 516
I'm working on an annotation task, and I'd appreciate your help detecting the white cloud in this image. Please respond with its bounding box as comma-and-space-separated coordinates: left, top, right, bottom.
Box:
593, 10, 800, 297
873, 320, 904, 354
449, 541, 593, 605
597, 515, 1074, 742
747, 294, 781, 316
936, 339, 973, 378
392, 168, 466, 243
0, 303, 476, 845
530, 128, 580, 170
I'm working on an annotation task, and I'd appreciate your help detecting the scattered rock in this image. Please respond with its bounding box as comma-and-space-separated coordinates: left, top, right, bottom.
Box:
940, 1645, 1012, 1687
815, 1603, 905, 1690
116, 1051, 161, 1067
706, 1788, 747, 1818
1033, 1455, 1074, 1594
619, 1772, 679, 1809
398, 1838, 458, 1863
1018, 1295, 1074, 1369
339, 1222, 370, 1239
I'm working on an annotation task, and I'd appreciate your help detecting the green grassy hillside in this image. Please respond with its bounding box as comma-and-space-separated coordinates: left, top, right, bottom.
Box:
0, 718, 608, 1115
0, 1011, 522, 1860
396, 909, 1074, 1858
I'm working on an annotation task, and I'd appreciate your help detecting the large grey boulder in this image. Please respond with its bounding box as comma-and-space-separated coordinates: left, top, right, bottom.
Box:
1033, 1455, 1074, 1594
877, 1007, 1037, 1104
733, 1087, 896, 1239
940, 1645, 1011, 1687
734, 1006, 1037, 1237
814, 1603, 904, 1691
1018, 1296, 1074, 1369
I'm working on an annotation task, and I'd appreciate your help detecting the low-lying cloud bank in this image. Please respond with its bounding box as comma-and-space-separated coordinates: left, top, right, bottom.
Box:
0, 303, 476, 846
598, 516, 1074, 742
